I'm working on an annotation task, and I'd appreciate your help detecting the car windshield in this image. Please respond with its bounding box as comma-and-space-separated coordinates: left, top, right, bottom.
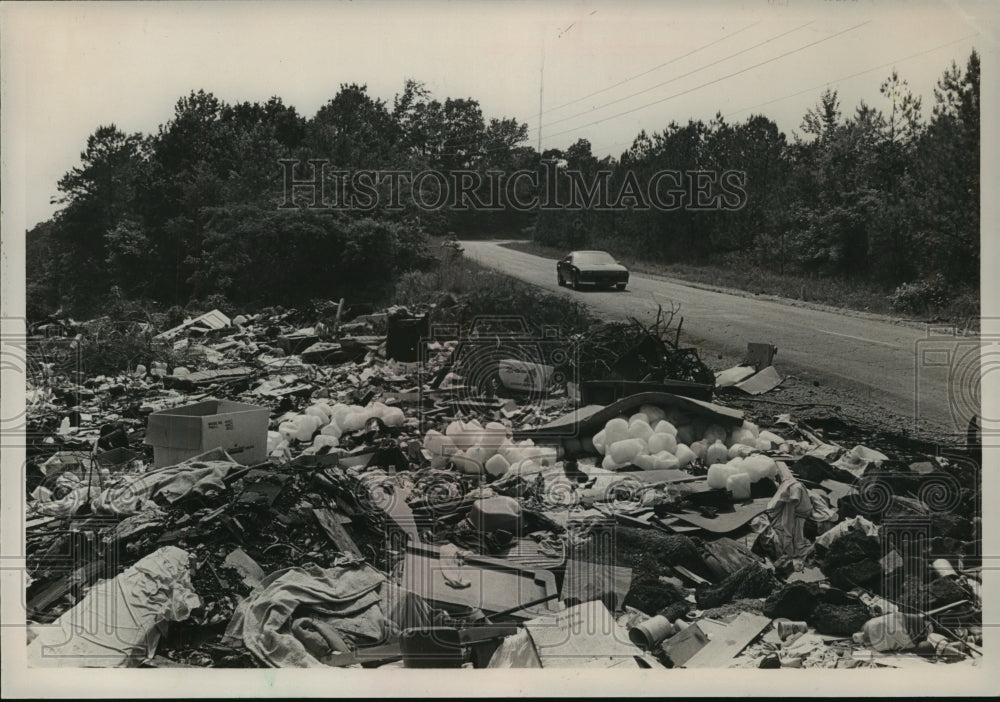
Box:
574, 252, 616, 265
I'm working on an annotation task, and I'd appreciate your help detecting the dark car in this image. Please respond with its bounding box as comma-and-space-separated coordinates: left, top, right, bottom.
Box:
557, 250, 629, 291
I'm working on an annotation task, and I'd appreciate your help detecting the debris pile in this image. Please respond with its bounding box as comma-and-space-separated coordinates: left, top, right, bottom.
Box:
22, 305, 982, 669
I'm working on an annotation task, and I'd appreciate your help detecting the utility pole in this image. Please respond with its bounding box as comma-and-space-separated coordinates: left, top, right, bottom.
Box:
538, 41, 545, 155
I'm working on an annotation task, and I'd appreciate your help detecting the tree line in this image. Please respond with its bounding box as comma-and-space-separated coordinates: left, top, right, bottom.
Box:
26, 52, 979, 318
536, 52, 979, 314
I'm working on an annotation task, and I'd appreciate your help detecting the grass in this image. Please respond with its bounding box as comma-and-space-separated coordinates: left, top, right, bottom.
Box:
500, 240, 979, 326
392, 238, 595, 334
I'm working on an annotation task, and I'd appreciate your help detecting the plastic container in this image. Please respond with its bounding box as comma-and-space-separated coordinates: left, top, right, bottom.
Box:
649, 432, 678, 455
727, 472, 752, 500
609, 438, 645, 464
628, 615, 676, 650
707, 464, 731, 489
706, 440, 729, 466
776, 619, 808, 640
854, 613, 927, 652
674, 444, 697, 467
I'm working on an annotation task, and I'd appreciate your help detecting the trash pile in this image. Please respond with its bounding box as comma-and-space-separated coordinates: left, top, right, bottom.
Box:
22, 305, 982, 669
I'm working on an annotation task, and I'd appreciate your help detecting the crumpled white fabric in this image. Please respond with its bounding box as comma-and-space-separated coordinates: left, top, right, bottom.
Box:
223, 562, 387, 667
834, 445, 888, 478
27, 546, 199, 667
767, 479, 816, 558
32, 470, 104, 518
815, 515, 879, 550
31, 458, 236, 518
90, 459, 235, 515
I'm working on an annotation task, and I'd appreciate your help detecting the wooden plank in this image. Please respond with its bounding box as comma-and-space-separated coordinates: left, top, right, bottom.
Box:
26, 516, 62, 530
702, 537, 760, 579
671, 565, 711, 586
312, 508, 362, 557
682, 612, 771, 668
735, 365, 783, 395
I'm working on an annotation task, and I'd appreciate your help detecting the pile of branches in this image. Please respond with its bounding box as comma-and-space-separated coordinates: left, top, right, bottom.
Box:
568, 304, 714, 386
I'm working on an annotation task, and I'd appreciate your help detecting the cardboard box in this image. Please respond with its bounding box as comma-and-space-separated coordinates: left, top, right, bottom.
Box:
144, 399, 269, 467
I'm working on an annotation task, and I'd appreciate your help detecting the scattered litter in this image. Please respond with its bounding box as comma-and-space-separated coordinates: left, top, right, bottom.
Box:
21, 301, 981, 670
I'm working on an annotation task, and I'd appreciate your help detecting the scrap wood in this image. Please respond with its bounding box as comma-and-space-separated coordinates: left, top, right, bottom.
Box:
312, 508, 362, 558
702, 537, 762, 579
682, 612, 771, 668
734, 366, 783, 395
671, 565, 711, 586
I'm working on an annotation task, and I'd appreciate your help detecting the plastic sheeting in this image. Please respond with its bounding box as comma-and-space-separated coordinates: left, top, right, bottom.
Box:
27, 546, 199, 667
815, 515, 879, 550
90, 459, 234, 515
223, 562, 389, 667
32, 457, 236, 518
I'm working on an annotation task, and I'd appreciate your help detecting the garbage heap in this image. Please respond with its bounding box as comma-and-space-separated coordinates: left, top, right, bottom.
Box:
22, 305, 982, 669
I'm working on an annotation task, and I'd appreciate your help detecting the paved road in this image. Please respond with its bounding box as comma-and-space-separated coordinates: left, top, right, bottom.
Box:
461, 240, 977, 439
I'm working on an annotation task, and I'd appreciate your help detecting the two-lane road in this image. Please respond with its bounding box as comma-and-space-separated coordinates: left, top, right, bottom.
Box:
462, 240, 977, 440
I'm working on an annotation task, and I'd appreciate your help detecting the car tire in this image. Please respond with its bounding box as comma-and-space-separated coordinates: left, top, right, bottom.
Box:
571, 273, 580, 290
557, 272, 564, 286
616, 283, 627, 291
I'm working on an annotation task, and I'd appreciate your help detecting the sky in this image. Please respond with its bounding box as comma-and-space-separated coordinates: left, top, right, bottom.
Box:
1, 0, 994, 230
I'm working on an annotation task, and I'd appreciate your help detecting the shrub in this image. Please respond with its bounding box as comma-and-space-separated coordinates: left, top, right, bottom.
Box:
889, 274, 950, 316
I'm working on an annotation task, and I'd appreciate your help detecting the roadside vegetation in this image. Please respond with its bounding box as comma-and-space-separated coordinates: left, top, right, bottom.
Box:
393, 238, 595, 335
502, 240, 979, 326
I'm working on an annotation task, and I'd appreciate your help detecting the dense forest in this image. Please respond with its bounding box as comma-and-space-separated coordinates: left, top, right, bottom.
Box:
25, 51, 979, 319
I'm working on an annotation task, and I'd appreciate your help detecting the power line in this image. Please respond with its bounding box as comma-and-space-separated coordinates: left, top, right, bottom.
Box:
722, 33, 979, 118
586, 32, 976, 157
543, 21, 762, 116
541, 20, 872, 143
537, 21, 813, 132
438, 21, 778, 153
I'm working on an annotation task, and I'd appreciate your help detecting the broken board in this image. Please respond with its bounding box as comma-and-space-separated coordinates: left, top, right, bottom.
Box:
735, 366, 783, 395
682, 612, 771, 668
312, 508, 362, 558
672, 497, 772, 534
401, 545, 559, 618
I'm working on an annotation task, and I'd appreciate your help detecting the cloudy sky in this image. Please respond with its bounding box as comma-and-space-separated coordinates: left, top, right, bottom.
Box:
2, 0, 993, 229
